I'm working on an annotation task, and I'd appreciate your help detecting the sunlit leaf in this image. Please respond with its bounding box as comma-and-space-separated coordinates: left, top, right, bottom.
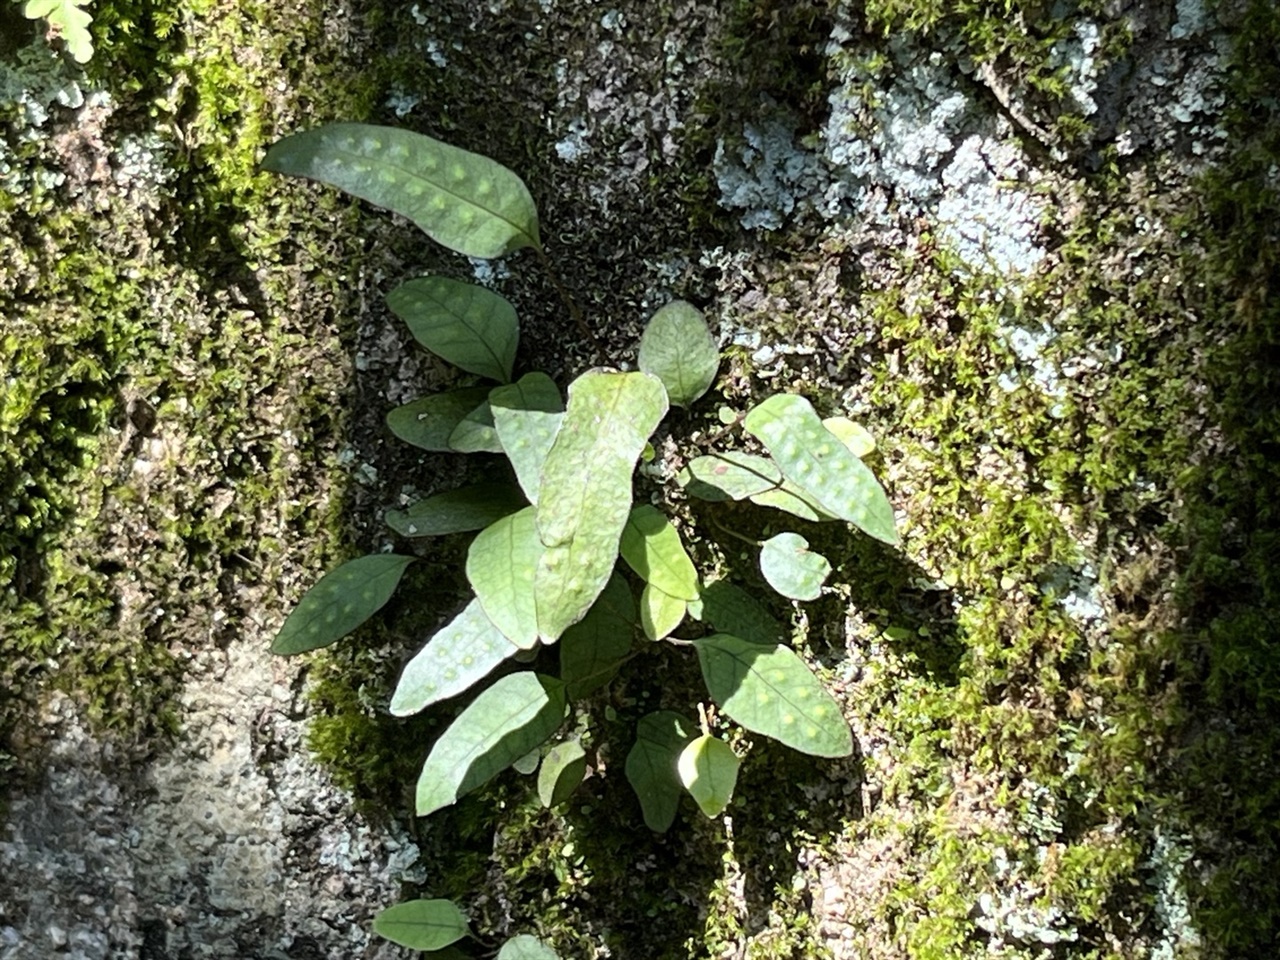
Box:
372, 899, 469, 951
625, 711, 696, 832
619, 505, 699, 600
385, 483, 526, 538
490, 373, 564, 505
679, 452, 781, 502
387, 387, 491, 452
637, 300, 719, 407
23, 0, 93, 64
263, 123, 541, 258
759, 532, 831, 601
639, 583, 686, 641
497, 935, 561, 960
388, 277, 518, 382
748, 482, 829, 522
678, 734, 739, 818
271, 554, 413, 655
559, 572, 636, 699
467, 507, 543, 649
693, 580, 784, 646
822, 416, 875, 458
537, 739, 587, 808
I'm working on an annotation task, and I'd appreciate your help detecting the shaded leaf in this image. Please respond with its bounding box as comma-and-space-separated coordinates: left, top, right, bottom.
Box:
490, 373, 564, 505
559, 573, 636, 699
679, 452, 781, 502
513, 748, 541, 775
822, 416, 875, 457
387, 387, 491, 452
497, 935, 561, 960
271, 554, 413, 655
678, 734, 739, 818
449, 399, 502, 453
639, 583, 686, 641
537, 739, 587, 808
534, 372, 668, 641
619, 505, 699, 600
263, 123, 541, 258
372, 899, 469, 951
637, 300, 719, 407
417, 672, 567, 816
466, 507, 543, 649
694, 634, 852, 758
388, 277, 518, 382
386, 483, 526, 538
748, 482, 829, 522
389, 599, 518, 717
625, 711, 696, 832
759, 532, 831, 601
694, 580, 784, 646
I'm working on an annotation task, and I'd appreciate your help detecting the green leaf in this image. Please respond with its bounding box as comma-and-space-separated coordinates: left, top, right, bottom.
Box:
23, 0, 93, 63
748, 483, 829, 522
625, 711, 696, 832
678, 734, 740, 818
822, 416, 875, 457
389, 599, 519, 716
693, 634, 852, 758
537, 739, 587, 808
387, 387, 491, 452
619, 505, 699, 600
497, 935, 561, 960
490, 373, 564, 505
559, 572, 636, 699
694, 580, 784, 646
759, 532, 831, 601
372, 899, 470, 951
262, 123, 541, 259
388, 277, 519, 382
271, 555, 414, 655
639, 583, 686, 641
467, 507, 543, 649
679, 452, 781, 502
513, 748, 541, 775
637, 300, 720, 407
385, 483, 526, 538
417, 672, 567, 817
534, 372, 669, 641
743, 395, 897, 544
449, 399, 503, 453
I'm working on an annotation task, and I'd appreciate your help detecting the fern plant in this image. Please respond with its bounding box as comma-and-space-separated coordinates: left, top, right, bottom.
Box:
262, 123, 898, 955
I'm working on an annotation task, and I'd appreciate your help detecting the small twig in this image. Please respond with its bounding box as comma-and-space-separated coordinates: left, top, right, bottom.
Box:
534, 246, 610, 366
709, 515, 761, 549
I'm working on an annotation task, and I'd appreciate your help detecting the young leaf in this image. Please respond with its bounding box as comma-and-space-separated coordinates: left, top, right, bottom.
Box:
619, 505, 699, 600
822, 416, 876, 457
497, 935, 561, 960
24, 0, 93, 63
385, 483, 526, 538
390, 599, 519, 716
694, 580, 784, 646
743, 395, 897, 544
534, 372, 669, 642
559, 573, 636, 699
387, 387, 491, 451
637, 301, 719, 407
694, 634, 852, 758
467, 507, 544, 649
759, 532, 832, 601
625, 711, 696, 832
372, 899, 470, 951
449, 399, 503, 453
640, 583, 686, 641
537, 739, 587, 808
679, 452, 782, 502
678, 734, 740, 818
262, 123, 542, 259
388, 277, 519, 383
271, 554, 414, 655
417, 672, 567, 817
490, 373, 565, 505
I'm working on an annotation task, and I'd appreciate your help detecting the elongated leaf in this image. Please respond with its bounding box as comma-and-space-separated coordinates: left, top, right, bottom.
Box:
388, 277, 518, 382
387, 387, 491, 451
491, 373, 564, 505
372, 899, 469, 951
534, 372, 669, 641
386, 483, 526, 538
271, 554, 413, 655
619, 505, 699, 600
559, 572, 636, 699
449, 399, 503, 453
743, 395, 897, 544
417, 672, 567, 816
390, 599, 519, 716
760, 532, 831, 601
467, 507, 543, 649
749, 483, 829, 521
679, 452, 781, 502
678, 735, 739, 818
822, 416, 875, 457
498, 936, 561, 960
640, 583, 686, 641
537, 739, 587, 808
694, 579, 784, 646
637, 301, 719, 407
694, 634, 852, 757
263, 123, 541, 258
625, 711, 696, 832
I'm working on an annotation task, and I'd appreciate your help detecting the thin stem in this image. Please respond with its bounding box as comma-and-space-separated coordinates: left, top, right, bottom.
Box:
710, 514, 762, 549
534, 246, 609, 366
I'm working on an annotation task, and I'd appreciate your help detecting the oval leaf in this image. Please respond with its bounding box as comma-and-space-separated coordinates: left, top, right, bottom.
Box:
386, 483, 527, 538
743, 394, 897, 544
372, 899, 470, 951
694, 579, 784, 646
387, 387, 491, 452
537, 739, 587, 808
263, 123, 541, 258
678, 734, 740, 818
390, 599, 519, 716
388, 277, 519, 382
498, 935, 561, 960
637, 301, 719, 407
271, 554, 413, 655
625, 711, 696, 832
822, 416, 875, 458
694, 634, 852, 758
759, 532, 831, 601
490, 373, 565, 505
449, 399, 503, 453
560, 572, 636, 699
640, 583, 686, 641
679, 452, 782, 502
467, 507, 544, 649
534, 372, 669, 642
748, 482, 829, 522
619, 505, 699, 600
